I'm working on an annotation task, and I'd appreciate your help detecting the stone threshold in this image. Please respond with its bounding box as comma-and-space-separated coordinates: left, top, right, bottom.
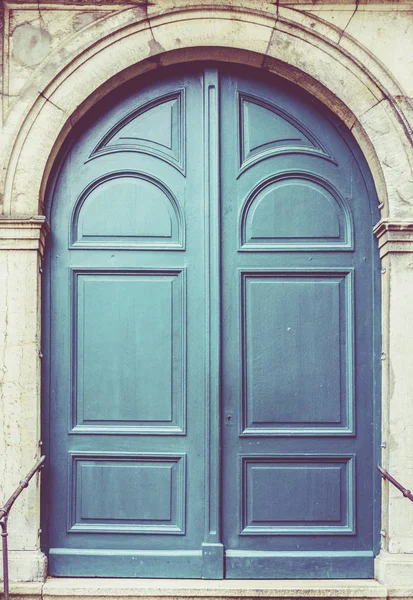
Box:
3, 579, 413, 600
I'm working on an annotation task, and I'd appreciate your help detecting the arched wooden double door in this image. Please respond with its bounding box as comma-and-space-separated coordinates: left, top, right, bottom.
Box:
44, 65, 380, 578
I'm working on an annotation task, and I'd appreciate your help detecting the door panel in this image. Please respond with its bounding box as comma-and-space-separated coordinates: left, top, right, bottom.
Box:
73, 270, 185, 433
46, 70, 210, 577
44, 65, 380, 579
220, 70, 379, 578
239, 271, 353, 435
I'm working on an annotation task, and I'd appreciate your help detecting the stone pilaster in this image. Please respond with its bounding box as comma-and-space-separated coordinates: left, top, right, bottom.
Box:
374, 219, 413, 585
0, 217, 49, 581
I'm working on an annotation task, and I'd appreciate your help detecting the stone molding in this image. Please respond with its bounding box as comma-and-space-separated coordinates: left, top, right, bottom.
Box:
375, 551, 413, 587
4, 577, 413, 600
374, 219, 413, 258
0, 216, 50, 256
0, 550, 47, 585
7, 0, 413, 5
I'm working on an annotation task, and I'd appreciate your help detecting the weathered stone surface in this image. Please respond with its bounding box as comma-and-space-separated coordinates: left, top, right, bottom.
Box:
344, 6, 413, 98
0, 251, 42, 526
42, 578, 388, 599
0, 551, 47, 583
12, 24, 52, 68
376, 551, 413, 586
358, 100, 413, 220
384, 254, 413, 555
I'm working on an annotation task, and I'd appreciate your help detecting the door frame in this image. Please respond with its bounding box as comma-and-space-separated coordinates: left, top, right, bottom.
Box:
40, 61, 382, 579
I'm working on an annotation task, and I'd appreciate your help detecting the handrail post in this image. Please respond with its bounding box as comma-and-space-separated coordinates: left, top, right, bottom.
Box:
377, 465, 413, 503
0, 456, 46, 600
1, 516, 9, 600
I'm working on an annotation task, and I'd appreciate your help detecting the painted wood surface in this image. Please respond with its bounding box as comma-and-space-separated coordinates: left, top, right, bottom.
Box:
43, 65, 380, 579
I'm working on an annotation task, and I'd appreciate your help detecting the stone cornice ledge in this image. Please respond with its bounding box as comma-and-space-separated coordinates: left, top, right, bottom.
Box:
0, 216, 50, 256
374, 219, 413, 259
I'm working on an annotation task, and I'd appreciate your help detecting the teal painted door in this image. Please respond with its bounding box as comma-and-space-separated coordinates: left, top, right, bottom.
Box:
219, 71, 380, 578
43, 66, 380, 578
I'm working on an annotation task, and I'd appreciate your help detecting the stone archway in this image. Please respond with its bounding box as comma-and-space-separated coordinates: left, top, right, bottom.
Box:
1, 5, 413, 585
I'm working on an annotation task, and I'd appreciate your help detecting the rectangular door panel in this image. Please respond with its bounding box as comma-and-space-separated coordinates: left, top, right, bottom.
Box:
241, 271, 354, 435
225, 551, 375, 579
73, 270, 186, 434
68, 453, 186, 534
241, 455, 355, 535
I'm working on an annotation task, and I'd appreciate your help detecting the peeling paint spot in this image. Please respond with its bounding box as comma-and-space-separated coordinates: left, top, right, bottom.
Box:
149, 37, 165, 55
132, 7, 147, 20
12, 23, 52, 68
72, 12, 107, 33
395, 188, 413, 207
389, 362, 395, 400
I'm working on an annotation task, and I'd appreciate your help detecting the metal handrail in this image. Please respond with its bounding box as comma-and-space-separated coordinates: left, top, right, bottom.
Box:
1, 456, 46, 600
377, 464, 413, 503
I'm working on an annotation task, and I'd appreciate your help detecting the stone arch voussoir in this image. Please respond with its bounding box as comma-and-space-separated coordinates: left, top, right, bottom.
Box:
4, 7, 413, 220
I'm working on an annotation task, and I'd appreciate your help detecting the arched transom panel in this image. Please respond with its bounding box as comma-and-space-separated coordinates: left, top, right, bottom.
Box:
240, 172, 353, 251
71, 171, 184, 250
